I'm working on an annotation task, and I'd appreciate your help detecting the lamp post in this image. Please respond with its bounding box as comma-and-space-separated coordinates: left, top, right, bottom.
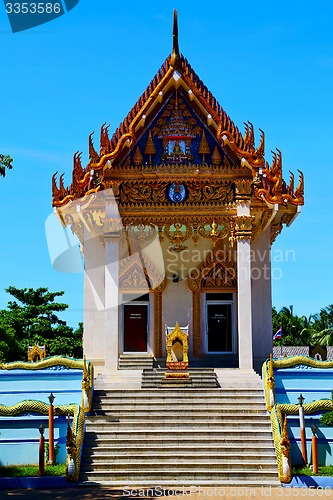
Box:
38, 424, 45, 476
48, 392, 55, 465
311, 421, 318, 474
297, 393, 307, 464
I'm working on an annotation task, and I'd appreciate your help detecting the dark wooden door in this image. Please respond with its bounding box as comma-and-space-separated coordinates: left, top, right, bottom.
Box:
206, 303, 232, 352
123, 304, 148, 352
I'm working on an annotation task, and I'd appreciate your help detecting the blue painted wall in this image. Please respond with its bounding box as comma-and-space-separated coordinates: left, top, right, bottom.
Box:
0, 368, 82, 465
274, 365, 333, 466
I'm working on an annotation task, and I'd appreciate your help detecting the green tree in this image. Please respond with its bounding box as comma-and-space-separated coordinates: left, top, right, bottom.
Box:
0, 154, 13, 177
311, 305, 333, 345
0, 287, 82, 362
272, 305, 313, 346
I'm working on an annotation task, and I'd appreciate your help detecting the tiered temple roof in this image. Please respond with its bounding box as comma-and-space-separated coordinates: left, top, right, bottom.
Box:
52, 10, 303, 216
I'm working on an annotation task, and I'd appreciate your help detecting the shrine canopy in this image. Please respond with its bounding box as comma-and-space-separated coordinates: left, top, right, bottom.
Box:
52, 10, 304, 247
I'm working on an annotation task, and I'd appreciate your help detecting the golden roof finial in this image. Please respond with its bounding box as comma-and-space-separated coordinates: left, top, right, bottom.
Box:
171, 9, 180, 68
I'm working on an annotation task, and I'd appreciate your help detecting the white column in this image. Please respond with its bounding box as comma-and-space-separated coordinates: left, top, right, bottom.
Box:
236, 202, 253, 370
104, 235, 119, 373
83, 227, 106, 375
251, 228, 272, 369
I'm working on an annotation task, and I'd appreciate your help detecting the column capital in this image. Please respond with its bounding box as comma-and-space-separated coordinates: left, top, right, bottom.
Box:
235, 180, 252, 202
93, 217, 123, 244
229, 215, 255, 246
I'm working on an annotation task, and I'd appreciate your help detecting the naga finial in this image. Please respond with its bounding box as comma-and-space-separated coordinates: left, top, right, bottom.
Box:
171, 9, 180, 68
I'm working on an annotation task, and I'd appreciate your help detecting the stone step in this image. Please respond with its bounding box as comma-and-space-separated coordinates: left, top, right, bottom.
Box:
93, 397, 266, 405
80, 460, 277, 471
80, 470, 279, 482
83, 448, 276, 457
93, 388, 264, 395
81, 455, 277, 465
84, 435, 275, 445
93, 392, 265, 400
87, 413, 270, 422
84, 429, 274, 439
118, 355, 153, 370
91, 404, 267, 412
86, 420, 272, 429
80, 479, 280, 487
82, 372, 277, 487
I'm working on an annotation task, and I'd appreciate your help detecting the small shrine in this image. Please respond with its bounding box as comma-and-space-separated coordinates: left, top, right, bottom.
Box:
28, 344, 46, 363
165, 322, 189, 378
52, 11, 304, 375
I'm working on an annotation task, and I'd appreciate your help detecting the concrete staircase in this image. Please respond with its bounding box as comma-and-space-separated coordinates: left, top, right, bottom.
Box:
80, 370, 279, 487
118, 354, 153, 370
142, 368, 219, 388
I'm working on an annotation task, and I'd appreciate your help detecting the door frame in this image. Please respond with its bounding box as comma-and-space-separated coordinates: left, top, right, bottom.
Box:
122, 301, 150, 354
204, 294, 235, 354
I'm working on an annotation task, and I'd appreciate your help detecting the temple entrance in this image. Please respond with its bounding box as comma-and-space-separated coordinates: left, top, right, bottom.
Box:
205, 294, 234, 353
123, 301, 149, 353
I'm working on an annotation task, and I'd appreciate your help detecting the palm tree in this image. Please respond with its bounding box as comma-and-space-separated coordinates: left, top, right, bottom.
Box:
311, 305, 333, 345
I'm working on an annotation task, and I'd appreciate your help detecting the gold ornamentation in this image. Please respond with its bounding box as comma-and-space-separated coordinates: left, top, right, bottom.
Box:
133, 146, 143, 166
235, 180, 252, 201
198, 222, 229, 242
27, 344, 46, 362
220, 126, 265, 169
262, 355, 333, 483
144, 130, 156, 164
90, 216, 123, 237
154, 291, 163, 358
119, 252, 164, 292
0, 356, 87, 371
165, 370, 190, 378
0, 356, 93, 414
254, 150, 304, 206
66, 414, 77, 460
88, 132, 99, 165
170, 9, 180, 69
120, 261, 150, 291
164, 223, 192, 250
198, 131, 210, 163
120, 182, 168, 204
229, 215, 254, 245
211, 146, 222, 166
192, 291, 201, 357
270, 220, 283, 244
309, 343, 327, 361
273, 355, 333, 370
188, 247, 237, 292
186, 181, 234, 204
165, 322, 189, 377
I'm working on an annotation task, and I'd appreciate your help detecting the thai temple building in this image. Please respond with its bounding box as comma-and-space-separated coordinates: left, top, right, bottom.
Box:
52, 11, 304, 377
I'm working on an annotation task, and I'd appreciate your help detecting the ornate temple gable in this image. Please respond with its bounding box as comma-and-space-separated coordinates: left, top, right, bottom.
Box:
52, 9, 304, 218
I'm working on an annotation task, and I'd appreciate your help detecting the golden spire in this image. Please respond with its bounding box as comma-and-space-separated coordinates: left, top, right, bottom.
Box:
171, 9, 180, 68
198, 131, 210, 163
133, 146, 143, 166
211, 146, 222, 166
144, 130, 156, 164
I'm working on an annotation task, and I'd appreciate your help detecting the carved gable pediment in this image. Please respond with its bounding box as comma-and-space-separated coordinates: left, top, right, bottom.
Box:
119, 252, 164, 292
188, 246, 237, 292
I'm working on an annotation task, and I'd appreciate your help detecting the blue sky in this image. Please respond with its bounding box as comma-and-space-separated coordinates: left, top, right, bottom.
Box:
0, 0, 332, 327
